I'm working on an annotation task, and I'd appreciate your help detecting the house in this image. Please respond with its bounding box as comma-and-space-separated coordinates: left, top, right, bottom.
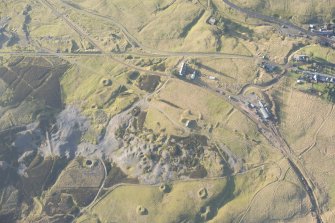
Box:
309, 24, 317, 30
262, 63, 276, 73
302, 70, 335, 85
294, 55, 309, 62
309, 23, 335, 37
312, 29, 334, 36
319, 30, 334, 36
208, 17, 217, 25
319, 75, 328, 82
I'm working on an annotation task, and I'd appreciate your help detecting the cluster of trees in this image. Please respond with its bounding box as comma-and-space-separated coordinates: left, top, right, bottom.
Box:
326, 86, 335, 103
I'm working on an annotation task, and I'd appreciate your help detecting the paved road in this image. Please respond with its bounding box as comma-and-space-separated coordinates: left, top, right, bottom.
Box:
58, 0, 255, 59
39, 0, 103, 50
222, 0, 305, 33
13, 1, 326, 222
60, 0, 141, 48
207, 82, 324, 223
219, 3, 332, 219
222, 0, 334, 46
0, 50, 255, 59
192, 72, 323, 222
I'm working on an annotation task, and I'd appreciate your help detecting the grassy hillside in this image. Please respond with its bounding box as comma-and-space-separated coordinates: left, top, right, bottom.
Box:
234, 0, 335, 24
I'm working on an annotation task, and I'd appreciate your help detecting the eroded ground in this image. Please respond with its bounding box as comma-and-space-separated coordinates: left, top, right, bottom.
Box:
0, 0, 335, 222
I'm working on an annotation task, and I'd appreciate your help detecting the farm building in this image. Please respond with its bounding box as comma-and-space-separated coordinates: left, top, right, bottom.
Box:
179, 62, 187, 76
259, 107, 270, 120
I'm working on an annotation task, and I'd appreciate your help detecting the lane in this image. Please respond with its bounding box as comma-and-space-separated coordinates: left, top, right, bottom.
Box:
39, 0, 102, 51
18, 1, 326, 222
60, 0, 141, 48
216, 2, 327, 220
189, 72, 323, 222
0, 50, 255, 59
206, 82, 324, 223
57, 0, 255, 59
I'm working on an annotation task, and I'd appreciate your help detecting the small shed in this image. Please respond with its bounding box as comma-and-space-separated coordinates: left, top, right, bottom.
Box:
208, 17, 217, 25
296, 79, 304, 84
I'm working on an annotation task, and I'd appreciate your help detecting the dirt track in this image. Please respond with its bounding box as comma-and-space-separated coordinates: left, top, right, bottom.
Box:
5, 0, 327, 222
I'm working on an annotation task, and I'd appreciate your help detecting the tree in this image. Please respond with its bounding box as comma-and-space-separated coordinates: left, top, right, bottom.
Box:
308, 51, 314, 58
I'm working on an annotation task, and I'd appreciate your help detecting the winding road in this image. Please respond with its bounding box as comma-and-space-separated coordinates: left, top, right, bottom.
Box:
2, 0, 328, 222
222, 0, 334, 46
